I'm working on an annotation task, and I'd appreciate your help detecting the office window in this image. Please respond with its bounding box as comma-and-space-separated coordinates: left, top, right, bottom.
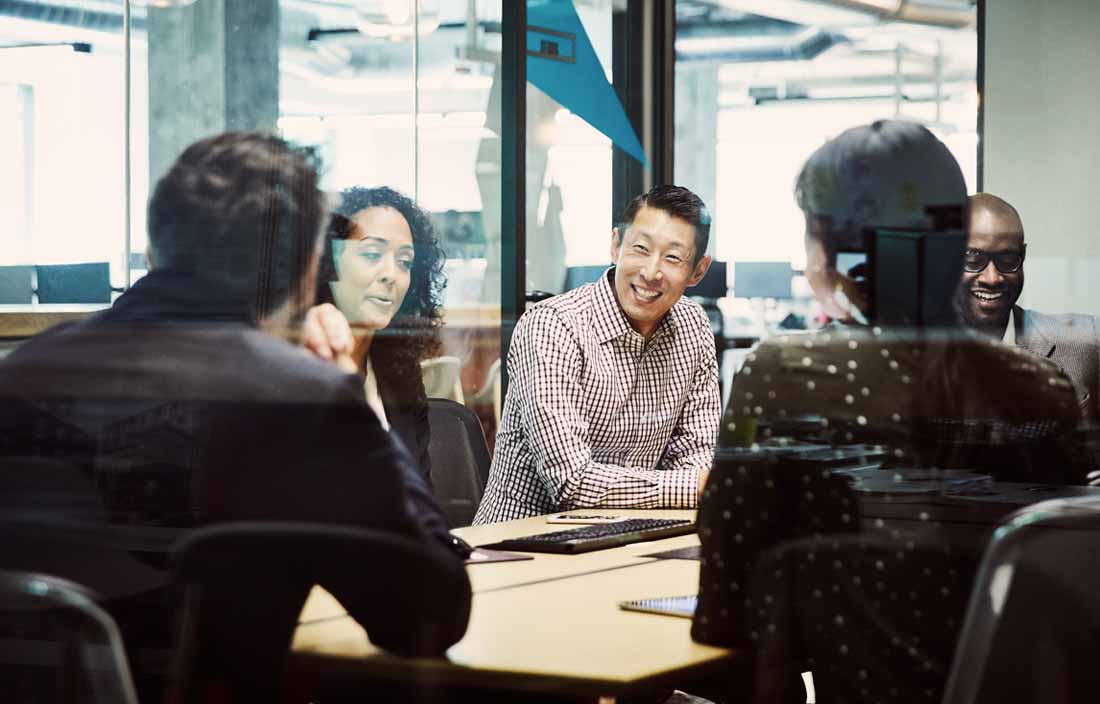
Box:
0, 22, 126, 284
674, 2, 977, 277
0, 83, 31, 264
524, 0, 617, 295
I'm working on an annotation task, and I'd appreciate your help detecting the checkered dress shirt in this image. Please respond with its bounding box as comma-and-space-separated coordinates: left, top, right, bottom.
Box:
473, 269, 721, 524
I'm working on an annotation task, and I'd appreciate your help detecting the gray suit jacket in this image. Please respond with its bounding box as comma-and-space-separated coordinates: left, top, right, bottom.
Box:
1016, 305, 1100, 427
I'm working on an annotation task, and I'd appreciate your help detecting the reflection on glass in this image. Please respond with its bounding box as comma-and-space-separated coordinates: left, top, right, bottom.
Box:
525, 1, 615, 295
0, 15, 126, 287
674, 1, 977, 301
355, 0, 441, 39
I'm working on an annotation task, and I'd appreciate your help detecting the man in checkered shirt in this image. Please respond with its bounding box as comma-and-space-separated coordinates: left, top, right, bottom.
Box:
474, 185, 722, 523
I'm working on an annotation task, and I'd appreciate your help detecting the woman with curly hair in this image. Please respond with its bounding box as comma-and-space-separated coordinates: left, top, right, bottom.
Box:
313, 186, 447, 484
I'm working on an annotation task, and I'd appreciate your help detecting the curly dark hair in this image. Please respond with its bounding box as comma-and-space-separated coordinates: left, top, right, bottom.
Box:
316, 186, 447, 400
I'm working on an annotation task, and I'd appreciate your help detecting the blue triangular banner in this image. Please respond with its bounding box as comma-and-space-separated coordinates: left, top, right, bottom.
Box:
527, 0, 648, 167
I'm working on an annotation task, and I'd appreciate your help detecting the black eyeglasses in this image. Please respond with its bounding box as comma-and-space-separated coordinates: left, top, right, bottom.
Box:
963, 248, 1025, 274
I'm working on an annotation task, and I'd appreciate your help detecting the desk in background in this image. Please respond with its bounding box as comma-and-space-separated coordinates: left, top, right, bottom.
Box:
0, 304, 106, 359
0, 304, 105, 339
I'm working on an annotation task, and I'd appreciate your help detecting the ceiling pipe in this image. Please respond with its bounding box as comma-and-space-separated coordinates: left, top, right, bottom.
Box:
715, 0, 974, 30
825, 0, 975, 28
676, 27, 842, 63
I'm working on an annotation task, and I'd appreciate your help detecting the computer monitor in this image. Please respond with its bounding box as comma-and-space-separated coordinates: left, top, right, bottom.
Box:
686, 261, 727, 300
868, 228, 965, 327
733, 261, 792, 299
562, 265, 608, 291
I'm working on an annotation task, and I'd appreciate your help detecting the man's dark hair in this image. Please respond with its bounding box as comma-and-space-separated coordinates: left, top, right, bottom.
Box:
147, 132, 325, 321
618, 185, 711, 263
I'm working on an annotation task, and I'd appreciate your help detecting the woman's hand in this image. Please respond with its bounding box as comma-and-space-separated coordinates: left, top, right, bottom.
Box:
303, 303, 358, 373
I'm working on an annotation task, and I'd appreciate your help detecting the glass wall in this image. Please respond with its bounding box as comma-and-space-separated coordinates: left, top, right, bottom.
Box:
675, 1, 977, 308
0, 0, 504, 431
524, 0, 616, 296
0, 13, 127, 282
674, 1, 979, 400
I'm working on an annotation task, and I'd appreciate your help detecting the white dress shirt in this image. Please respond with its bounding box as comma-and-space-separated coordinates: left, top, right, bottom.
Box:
1002, 307, 1016, 346
363, 358, 389, 430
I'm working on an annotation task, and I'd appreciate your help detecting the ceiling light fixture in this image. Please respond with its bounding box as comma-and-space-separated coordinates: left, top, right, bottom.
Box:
355, 0, 440, 41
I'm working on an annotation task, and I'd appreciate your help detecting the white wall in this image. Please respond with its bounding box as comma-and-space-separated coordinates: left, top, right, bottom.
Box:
983, 0, 1100, 314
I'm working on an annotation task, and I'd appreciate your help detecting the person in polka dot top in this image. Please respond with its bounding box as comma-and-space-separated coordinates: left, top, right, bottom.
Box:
693, 120, 1086, 704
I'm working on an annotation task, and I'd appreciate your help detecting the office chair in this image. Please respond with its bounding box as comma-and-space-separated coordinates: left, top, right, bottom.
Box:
420, 355, 465, 404
0, 264, 34, 303
427, 398, 491, 527
942, 494, 1100, 704
170, 521, 471, 704
0, 570, 139, 704
36, 263, 113, 304
466, 357, 502, 427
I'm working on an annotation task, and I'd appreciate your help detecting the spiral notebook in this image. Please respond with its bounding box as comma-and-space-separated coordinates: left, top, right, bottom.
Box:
619, 595, 698, 619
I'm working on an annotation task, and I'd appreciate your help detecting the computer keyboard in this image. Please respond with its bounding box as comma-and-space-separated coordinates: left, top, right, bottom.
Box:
480, 518, 696, 554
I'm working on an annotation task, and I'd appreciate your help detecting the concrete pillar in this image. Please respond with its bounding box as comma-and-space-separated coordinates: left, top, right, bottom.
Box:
673, 62, 719, 258
147, 0, 280, 186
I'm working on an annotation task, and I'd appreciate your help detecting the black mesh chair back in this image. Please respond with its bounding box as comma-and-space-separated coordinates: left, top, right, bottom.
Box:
0, 264, 34, 303
943, 494, 1100, 704
170, 521, 471, 704
0, 571, 138, 704
427, 398, 490, 527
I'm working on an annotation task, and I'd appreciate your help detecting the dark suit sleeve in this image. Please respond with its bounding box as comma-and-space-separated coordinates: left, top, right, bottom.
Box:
381, 386, 433, 486
365, 383, 453, 550
321, 376, 469, 654
333, 536, 471, 657
390, 432, 454, 549
413, 396, 433, 484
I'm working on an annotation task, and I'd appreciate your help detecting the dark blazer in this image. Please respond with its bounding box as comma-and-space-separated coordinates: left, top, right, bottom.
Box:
379, 377, 433, 485
1016, 305, 1100, 427
0, 271, 469, 657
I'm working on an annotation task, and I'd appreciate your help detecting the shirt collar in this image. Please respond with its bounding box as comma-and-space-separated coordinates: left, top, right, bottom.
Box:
1003, 307, 1017, 346
591, 267, 678, 345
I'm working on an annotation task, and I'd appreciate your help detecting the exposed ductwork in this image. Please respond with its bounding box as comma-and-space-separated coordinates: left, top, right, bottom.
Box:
714, 0, 975, 30
0, 0, 146, 32
676, 27, 843, 63
822, 0, 975, 28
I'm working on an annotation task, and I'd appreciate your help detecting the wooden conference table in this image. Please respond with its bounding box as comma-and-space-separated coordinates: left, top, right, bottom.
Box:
290, 509, 734, 700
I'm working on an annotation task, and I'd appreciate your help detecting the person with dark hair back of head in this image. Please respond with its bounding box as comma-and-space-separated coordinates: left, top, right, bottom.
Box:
473, 184, 721, 523
692, 120, 1085, 704
0, 132, 471, 697
145, 132, 325, 323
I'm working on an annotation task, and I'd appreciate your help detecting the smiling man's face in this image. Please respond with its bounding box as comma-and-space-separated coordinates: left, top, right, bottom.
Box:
954, 201, 1025, 334
610, 205, 710, 340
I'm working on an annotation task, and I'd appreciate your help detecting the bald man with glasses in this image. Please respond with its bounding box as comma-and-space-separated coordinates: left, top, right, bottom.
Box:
955, 193, 1100, 428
